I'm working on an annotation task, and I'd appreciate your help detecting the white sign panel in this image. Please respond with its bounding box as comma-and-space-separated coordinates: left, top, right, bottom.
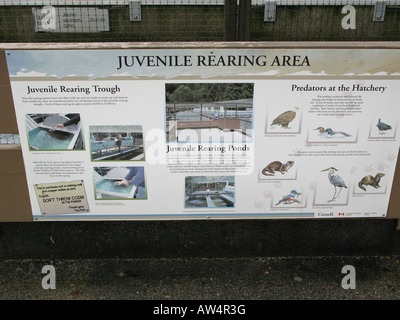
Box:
6, 47, 400, 220
32, 7, 109, 33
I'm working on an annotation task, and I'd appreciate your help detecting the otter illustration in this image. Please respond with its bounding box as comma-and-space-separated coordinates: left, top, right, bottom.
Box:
262, 161, 294, 176
358, 173, 385, 191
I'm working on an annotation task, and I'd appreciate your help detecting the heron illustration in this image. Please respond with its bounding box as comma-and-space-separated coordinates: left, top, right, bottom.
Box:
321, 167, 347, 202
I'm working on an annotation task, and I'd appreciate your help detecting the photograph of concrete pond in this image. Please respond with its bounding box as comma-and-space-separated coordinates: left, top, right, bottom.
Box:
166, 83, 254, 143
184, 176, 235, 208
25, 113, 84, 151
89, 125, 144, 161
93, 166, 146, 200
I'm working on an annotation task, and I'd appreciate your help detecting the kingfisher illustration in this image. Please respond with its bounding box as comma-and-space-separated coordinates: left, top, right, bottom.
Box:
314, 127, 351, 137
275, 189, 302, 205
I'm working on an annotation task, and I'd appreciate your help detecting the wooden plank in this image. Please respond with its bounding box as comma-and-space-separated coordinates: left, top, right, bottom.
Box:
238, 0, 251, 41
1, 41, 400, 50
0, 149, 32, 222
253, 0, 400, 5
386, 147, 400, 219
1, 0, 400, 5
0, 50, 19, 134
0, 0, 224, 5
224, 0, 237, 41
0, 144, 21, 150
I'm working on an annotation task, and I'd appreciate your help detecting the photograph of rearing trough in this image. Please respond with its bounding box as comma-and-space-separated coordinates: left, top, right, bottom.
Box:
25, 113, 84, 151
89, 125, 144, 161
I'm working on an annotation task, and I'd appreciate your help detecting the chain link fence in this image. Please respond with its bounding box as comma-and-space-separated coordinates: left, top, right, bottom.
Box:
0, 1, 398, 42
250, 2, 400, 41
0, 1, 225, 42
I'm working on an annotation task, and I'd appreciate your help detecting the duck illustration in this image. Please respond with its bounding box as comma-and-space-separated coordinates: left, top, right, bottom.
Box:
376, 118, 391, 134
314, 127, 351, 137
275, 189, 302, 205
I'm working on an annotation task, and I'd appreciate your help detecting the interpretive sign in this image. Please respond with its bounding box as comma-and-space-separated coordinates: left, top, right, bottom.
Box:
6, 46, 400, 220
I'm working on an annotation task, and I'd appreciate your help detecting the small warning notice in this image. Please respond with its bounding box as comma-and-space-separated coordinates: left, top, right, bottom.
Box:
34, 180, 90, 216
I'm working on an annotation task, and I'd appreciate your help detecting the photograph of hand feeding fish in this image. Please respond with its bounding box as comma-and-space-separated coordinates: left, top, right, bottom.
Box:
26, 113, 84, 151
93, 166, 146, 200
165, 83, 254, 143
89, 125, 144, 161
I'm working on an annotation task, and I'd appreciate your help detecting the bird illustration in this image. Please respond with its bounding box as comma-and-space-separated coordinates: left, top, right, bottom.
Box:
275, 189, 302, 205
321, 167, 347, 202
271, 108, 297, 129
376, 118, 392, 134
314, 127, 351, 137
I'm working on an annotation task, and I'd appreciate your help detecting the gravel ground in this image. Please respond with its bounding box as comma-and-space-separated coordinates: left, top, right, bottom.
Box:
1, 255, 399, 300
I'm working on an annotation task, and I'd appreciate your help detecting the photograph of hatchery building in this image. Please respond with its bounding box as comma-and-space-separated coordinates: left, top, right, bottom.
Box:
166, 83, 254, 143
